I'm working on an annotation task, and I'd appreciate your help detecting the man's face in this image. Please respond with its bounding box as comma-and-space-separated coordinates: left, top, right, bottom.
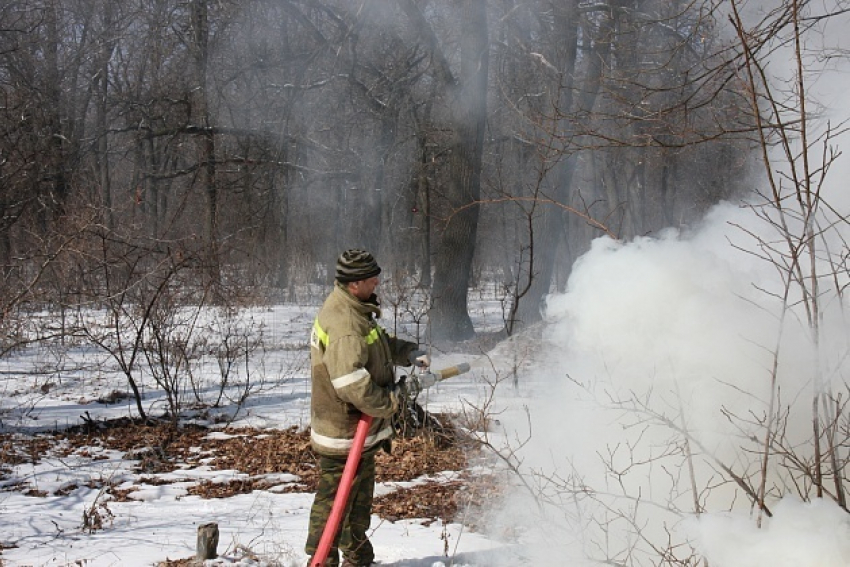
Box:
349, 275, 379, 300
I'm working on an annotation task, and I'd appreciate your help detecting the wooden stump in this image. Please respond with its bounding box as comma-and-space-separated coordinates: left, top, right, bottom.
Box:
196, 522, 219, 560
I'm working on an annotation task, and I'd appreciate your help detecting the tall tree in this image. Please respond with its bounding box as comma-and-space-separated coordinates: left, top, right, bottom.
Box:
510, 0, 586, 329
95, 0, 117, 229
400, 0, 489, 341
189, 0, 220, 290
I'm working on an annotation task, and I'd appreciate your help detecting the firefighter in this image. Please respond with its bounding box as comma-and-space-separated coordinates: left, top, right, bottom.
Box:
306, 249, 429, 567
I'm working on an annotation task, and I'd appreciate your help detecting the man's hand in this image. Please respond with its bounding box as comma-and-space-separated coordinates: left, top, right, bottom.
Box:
408, 349, 431, 369
392, 375, 409, 398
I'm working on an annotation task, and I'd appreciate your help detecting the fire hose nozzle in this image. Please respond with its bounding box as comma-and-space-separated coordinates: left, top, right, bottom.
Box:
435, 362, 471, 381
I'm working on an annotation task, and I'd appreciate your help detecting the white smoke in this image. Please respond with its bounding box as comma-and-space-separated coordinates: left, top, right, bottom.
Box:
687, 496, 850, 567
483, 198, 850, 566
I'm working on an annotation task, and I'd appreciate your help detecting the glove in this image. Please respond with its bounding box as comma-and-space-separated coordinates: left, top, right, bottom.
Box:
392, 375, 409, 399
408, 349, 431, 369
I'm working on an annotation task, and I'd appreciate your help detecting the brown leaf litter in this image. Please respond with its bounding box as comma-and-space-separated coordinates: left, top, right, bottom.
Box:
0, 414, 501, 527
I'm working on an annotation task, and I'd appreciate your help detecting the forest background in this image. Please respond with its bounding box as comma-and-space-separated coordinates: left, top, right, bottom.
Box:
0, 0, 761, 344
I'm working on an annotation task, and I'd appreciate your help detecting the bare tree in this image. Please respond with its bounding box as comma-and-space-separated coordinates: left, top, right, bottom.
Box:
729, 0, 850, 512
398, 0, 489, 341
492, 1, 754, 331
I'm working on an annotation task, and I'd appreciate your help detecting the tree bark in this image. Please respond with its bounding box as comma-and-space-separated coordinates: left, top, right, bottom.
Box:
428, 0, 489, 342
97, 1, 116, 230
190, 0, 221, 291
512, 0, 581, 328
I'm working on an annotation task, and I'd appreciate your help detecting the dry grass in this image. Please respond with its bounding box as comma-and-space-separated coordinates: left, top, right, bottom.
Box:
1, 414, 497, 525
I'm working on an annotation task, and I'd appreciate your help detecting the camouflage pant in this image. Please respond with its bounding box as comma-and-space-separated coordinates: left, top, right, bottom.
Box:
305, 451, 376, 567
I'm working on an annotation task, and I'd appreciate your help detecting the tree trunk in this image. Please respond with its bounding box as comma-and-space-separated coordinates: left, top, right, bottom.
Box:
44, 0, 68, 224
514, 0, 613, 328
428, 0, 488, 342
97, 1, 116, 230
512, 0, 581, 328
190, 0, 220, 291
413, 91, 437, 288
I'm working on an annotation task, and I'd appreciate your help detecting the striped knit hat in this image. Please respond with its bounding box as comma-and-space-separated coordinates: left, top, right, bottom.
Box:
335, 249, 381, 283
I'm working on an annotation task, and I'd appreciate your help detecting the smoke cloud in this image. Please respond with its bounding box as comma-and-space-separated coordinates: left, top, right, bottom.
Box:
482, 198, 850, 566
687, 496, 850, 567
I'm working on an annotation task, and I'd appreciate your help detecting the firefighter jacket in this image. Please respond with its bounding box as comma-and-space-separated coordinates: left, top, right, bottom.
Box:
309, 282, 418, 457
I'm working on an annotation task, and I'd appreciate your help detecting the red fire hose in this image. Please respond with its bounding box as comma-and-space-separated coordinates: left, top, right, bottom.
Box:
310, 413, 373, 567
309, 363, 471, 566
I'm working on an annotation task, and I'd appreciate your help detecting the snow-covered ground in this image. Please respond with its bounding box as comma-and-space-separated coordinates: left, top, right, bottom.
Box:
0, 300, 529, 567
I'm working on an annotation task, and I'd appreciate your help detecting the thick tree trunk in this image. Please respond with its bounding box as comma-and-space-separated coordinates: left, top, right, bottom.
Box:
429, 0, 488, 342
